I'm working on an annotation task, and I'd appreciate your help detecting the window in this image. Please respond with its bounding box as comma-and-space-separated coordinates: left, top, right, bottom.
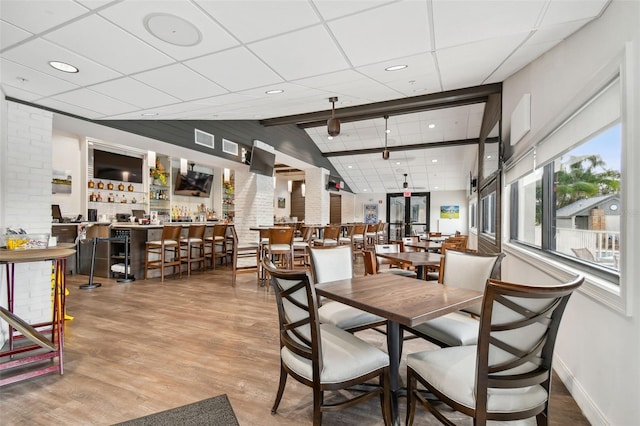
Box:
508, 77, 621, 279
481, 192, 496, 236
469, 200, 477, 230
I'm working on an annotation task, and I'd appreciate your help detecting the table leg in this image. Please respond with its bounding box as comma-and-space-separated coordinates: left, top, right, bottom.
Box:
416, 265, 424, 280
386, 320, 401, 426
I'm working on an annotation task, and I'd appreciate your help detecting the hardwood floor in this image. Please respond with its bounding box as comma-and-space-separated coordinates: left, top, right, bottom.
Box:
1, 260, 589, 425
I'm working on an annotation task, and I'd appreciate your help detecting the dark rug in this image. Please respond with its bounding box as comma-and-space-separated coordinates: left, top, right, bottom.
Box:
113, 394, 240, 426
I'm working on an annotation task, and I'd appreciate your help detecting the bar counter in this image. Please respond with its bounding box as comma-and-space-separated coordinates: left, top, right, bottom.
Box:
75, 222, 232, 280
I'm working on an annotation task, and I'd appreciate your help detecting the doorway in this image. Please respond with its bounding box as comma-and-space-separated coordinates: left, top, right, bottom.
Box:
386, 193, 430, 241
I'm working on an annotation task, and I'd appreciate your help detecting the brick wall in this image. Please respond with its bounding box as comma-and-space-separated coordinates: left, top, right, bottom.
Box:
304, 167, 329, 225
1, 102, 54, 345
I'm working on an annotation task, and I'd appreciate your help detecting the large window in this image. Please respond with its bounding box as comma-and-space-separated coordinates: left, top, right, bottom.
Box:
509, 78, 621, 279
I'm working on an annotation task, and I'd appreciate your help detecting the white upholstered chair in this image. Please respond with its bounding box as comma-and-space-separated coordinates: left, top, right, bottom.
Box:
403, 249, 505, 347
308, 245, 386, 333
263, 260, 391, 425
406, 275, 584, 425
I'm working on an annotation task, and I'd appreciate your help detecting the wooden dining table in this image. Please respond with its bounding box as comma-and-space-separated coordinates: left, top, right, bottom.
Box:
375, 251, 442, 279
402, 240, 442, 253
315, 274, 482, 426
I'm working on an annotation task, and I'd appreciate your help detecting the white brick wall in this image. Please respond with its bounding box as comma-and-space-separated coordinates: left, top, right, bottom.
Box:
304, 167, 330, 225
233, 166, 274, 245
1, 102, 55, 345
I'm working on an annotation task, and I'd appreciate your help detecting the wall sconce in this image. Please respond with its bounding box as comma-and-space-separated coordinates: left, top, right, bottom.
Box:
223, 168, 231, 184
180, 158, 188, 174
148, 150, 156, 168
288, 180, 292, 193
301, 181, 306, 197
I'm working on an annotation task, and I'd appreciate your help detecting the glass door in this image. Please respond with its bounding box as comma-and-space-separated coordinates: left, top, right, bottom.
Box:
386, 193, 430, 240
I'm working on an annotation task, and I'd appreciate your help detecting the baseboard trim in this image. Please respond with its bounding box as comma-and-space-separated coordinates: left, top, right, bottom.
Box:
553, 355, 609, 425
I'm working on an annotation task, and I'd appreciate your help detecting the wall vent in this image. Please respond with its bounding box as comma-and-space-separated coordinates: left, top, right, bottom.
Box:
222, 139, 238, 156
194, 129, 215, 149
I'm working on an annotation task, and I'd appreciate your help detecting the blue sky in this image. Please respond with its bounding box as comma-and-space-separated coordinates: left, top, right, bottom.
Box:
566, 123, 621, 172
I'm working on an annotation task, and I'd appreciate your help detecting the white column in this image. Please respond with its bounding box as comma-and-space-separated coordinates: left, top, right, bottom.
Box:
234, 166, 274, 245
304, 167, 330, 225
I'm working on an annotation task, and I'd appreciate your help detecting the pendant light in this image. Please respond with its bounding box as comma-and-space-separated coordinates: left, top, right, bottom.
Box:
327, 97, 340, 137
382, 115, 390, 160
403, 173, 408, 189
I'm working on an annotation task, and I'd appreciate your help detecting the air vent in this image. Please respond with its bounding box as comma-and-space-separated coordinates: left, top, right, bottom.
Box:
222, 138, 238, 156
194, 129, 214, 149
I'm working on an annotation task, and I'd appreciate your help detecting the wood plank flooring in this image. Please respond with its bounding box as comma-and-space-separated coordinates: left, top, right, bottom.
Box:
1, 260, 590, 425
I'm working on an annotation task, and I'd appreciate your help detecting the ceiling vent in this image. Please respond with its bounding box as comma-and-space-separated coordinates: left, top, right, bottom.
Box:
194, 129, 214, 149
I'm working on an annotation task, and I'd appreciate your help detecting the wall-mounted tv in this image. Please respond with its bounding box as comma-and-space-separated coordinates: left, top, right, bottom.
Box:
248, 146, 275, 177
93, 149, 144, 183
174, 170, 214, 198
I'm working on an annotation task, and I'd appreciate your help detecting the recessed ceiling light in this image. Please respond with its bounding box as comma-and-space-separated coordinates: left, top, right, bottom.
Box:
328, 136, 333, 140
487, 155, 492, 159
265, 89, 284, 94
428, 123, 435, 129
385, 64, 407, 71
49, 61, 78, 73
363, 188, 368, 192
434, 186, 439, 189
395, 162, 401, 165
141, 112, 158, 117
144, 13, 202, 46
347, 165, 353, 169
431, 159, 438, 163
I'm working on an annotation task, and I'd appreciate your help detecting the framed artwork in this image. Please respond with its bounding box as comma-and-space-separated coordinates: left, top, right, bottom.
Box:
52, 169, 72, 194
277, 197, 286, 208
364, 204, 378, 224
440, 205, 460, 219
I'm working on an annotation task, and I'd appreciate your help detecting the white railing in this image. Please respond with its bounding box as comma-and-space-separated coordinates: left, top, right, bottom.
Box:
556, 228, 620, 267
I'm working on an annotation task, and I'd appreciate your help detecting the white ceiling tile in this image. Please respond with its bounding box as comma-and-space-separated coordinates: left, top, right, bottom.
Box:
436, 33, 529, 89
328, 1, 432, 67
44, 15, 173, 74
53, 88, 139, 116
0, 84, 42, 102
98, 0, 239, 61
1, 58, 79, 96
1, 38, 122, 85
432, 0, 545, 49
312, 0, 390, 21
196, 0, 320, 43
89, 77, 181, 109
541, 0, 610, 27
0, 0, 89, 33
133, 64, 227, 101
249, 25, 349, 81
37, 97, 104, 119
1, 21, 33, 50
185, 46, 283, 92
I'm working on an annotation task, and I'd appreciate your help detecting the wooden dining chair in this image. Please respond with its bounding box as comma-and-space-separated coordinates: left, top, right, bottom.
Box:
308, 245, 387, 333
180, 224, 206, 276
263, 259, 391, 426
406, 274, 584, 426
144, 225, 183, 282
403, 249, 505, 348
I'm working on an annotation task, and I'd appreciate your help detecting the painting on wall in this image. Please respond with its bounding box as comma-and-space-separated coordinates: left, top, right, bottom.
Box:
277, 197, 286, 209
52, 169, 72, 194
440, 205, 460, 219
364, 204, 378, 224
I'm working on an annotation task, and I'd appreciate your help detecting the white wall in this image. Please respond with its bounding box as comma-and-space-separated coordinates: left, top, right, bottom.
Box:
501, 1, 640, 424
430, 190, 469, 235
274, 177, 291, 220
52, 130, 82, 218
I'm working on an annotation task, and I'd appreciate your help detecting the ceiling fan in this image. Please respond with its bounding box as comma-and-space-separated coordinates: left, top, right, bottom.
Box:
327, 97, 340, 137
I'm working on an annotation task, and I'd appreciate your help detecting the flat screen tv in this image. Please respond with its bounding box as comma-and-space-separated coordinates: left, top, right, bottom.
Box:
248, 146, 275, 177
174, 170, 214, 198
326, 175, 343, 192
93, 149, 144, 183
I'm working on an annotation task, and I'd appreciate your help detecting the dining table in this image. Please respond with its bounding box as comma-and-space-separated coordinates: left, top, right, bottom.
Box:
402, 240, 442, 253
376, 251, 442, 280
315, 273, 482, 426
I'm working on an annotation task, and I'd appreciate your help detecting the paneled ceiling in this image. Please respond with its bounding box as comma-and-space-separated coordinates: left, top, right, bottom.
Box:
0, 0, 609, 193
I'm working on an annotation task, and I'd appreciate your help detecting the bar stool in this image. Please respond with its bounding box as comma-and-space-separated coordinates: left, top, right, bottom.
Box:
79, 223, 111, 290
206, 224, 228, 269
313, 225, 340, 246
265, 226, 294, 269
180, 224, 206, 276
144, 225, 182, 282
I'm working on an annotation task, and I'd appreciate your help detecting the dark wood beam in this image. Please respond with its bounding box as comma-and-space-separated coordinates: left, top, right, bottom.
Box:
260, 83, 503, 128
322, 137, 499, 157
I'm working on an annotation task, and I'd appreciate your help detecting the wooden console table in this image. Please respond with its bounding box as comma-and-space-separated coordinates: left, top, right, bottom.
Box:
0, 245, 75, 386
